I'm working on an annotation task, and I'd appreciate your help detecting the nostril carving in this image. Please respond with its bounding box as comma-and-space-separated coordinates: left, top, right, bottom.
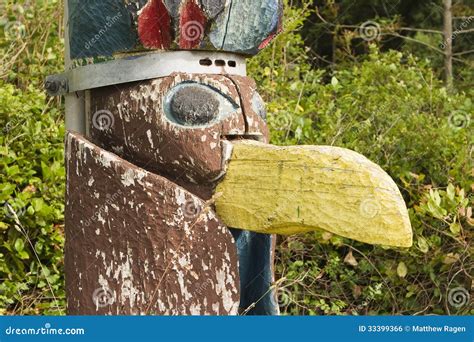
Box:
199, 58, 213, 66
200, 59, 237, 68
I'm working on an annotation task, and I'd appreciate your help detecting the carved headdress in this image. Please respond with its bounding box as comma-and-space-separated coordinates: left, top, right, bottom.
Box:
68, 0, 283, 59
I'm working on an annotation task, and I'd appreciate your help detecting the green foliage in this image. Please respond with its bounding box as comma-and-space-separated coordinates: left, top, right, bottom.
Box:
249, 2, 473, 315
1, 0, 65, 314
0, 0, 472, 316
300, 0, 474, 93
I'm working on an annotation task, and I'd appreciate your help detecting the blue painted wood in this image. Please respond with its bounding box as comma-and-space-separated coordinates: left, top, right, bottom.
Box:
164, 0, 225, 18
230, 229, 279, 315
68, 0, 136, 58
163, 0, 181, 17
67, 0, 283, 63
200, 0, 226, 18
210, 0, 281, 54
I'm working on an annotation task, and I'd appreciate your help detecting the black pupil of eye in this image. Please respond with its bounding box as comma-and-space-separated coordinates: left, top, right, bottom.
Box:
170, 86, 219, 126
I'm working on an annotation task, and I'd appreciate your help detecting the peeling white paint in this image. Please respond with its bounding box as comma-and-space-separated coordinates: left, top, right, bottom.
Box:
97, 212, 106, 224
146, 130, 154, 148
121, 168, 136, 187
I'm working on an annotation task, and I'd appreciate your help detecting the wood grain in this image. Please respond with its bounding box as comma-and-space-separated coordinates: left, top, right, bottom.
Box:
215, 140, 413, 248
65, 132, 240, 315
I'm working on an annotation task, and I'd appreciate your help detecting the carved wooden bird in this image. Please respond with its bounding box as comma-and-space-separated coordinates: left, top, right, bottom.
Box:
60, 0, 412, 316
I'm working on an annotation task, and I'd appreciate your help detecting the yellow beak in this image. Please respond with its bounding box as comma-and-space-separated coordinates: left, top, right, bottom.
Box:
215, 140, 413, 248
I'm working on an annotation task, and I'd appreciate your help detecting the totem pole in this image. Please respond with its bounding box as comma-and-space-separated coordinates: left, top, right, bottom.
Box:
46, 0, 412, 316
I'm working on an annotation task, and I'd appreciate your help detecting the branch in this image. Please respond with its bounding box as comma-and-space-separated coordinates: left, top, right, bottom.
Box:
313, 12, 472, 36
398, 27, 443, 35
453, 28, 474, 34
385, 32, 445, 54
453, 49, 474, 56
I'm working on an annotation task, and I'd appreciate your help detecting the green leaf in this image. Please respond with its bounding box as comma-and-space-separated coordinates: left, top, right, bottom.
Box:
18, 251, 30, 260
417, 237, 429, 253
14, 239, 24, 253
433, 191, 442, 206
41, 161, 51, 180
6, 165, 20, 177
446, 184, 455, 201
397, 262, 408, 278
449, 222, 461, 235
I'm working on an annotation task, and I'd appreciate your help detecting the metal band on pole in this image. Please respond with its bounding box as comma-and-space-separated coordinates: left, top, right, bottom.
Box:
45, 51, 247, 96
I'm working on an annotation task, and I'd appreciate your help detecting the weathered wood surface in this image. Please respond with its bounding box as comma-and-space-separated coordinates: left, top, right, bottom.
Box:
88, 73, 268, 188
89, 73, 244, 187
65, 132, 240, 315
215, 140, 413, 248
87, 73, 276, 315
68, 0, 283, 62
227, 75, 269, 137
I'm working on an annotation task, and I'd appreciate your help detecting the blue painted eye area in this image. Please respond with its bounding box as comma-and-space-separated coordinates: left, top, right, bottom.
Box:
165, 82, 239, 127
251, 92, 267, 121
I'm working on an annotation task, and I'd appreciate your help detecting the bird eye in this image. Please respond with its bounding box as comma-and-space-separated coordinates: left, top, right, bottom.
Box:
165, 82, 239, 127
251, 92, 267, 121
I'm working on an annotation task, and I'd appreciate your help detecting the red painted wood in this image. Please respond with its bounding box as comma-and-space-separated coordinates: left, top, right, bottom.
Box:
179, 0, 207, 49
138, 0, 172, 49
258, 33, 277, 50
258, 16, 283, 50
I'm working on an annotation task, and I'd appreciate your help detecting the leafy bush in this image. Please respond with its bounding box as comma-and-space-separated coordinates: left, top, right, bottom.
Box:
1, 0, 65, 314
0, 0, 472, 315
250, 3, 473, 315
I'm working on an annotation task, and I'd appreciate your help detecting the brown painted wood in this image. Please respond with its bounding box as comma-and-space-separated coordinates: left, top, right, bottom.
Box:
227, 75, 270, 141
88, 73, 246, 186
65, 132, 240, 315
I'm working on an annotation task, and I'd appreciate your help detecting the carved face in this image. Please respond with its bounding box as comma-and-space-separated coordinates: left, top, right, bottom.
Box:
88, 73, 269, 185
